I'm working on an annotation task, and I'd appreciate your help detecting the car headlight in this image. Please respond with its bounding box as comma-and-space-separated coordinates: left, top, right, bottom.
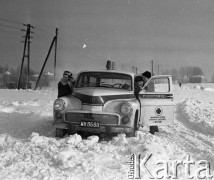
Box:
54, 99, 65, 111
121, 103, 133, 116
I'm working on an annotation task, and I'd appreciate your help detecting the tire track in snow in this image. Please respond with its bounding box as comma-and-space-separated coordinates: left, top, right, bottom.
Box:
159, 99, 214, 166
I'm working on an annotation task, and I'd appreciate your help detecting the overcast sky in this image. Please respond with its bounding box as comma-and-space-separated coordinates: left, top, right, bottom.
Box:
0, 0, 214, 80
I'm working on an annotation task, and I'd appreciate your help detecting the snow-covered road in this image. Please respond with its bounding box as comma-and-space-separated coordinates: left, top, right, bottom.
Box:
0, 84, 214, 180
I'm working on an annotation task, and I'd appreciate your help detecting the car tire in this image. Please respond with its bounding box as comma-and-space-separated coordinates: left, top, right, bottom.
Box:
56, 128, 67, 138
149, 126, 159, 135
127, 112, 139, 137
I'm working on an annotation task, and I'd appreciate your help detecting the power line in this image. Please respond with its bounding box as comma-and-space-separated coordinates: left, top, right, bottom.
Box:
15, 21, 117, 62
33, 23, 55, 32
0, 17, 23, 25
0, 23, 21, 30
34, 26, 54, 37
0, 16, 134, 71
0, 28, 21, 36
0, 17, 53, 39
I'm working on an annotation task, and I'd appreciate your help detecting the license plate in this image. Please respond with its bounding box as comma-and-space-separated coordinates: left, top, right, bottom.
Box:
80, 121, 100, 128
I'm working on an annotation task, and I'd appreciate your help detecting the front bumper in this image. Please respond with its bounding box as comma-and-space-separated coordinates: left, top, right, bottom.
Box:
54, 122, 133, 134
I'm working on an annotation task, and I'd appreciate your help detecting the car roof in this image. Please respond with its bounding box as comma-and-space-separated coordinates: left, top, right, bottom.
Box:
77, 69, 136, 77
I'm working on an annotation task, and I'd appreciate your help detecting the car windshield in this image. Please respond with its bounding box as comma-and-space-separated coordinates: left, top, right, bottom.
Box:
75, 72, 132, 90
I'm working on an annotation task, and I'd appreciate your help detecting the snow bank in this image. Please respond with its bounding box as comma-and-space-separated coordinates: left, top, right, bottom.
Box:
204, 88, 214, 92
0, 130, 190, 180
177, 98, 214, 134
0, 132, 143, 179
0, 89, 56, 116
0, 89, 56, 139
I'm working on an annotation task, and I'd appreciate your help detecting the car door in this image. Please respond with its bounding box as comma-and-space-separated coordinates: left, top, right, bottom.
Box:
138, 75, 174, 126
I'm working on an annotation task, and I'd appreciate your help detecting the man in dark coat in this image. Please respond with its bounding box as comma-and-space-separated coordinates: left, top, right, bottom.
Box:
142, 71, 153, 92
58, 71, 75, 98
142, 71, 151, 84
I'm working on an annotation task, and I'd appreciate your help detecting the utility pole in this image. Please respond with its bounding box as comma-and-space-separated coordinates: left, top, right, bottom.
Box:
158, 64, 160, 75
54, 28, 58, 84
18, 24, 34, 89
34, 28, 58, 90
27, 25, 33, 88
151, 60, 154, 76
121, 63, 124, 71
132, 66, 135, 73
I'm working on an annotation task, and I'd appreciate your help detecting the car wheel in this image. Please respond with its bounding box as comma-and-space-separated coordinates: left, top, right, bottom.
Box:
149, 126, 159, 135
56, 128, 67, 138
127, 112, 139, 137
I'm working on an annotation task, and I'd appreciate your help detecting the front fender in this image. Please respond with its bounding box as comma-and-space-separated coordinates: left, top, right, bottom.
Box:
104, 98, 139, 113
59, 96, 82, 111
53, 96, 82, 116
53, 96, 82, 123
103, 98, 140, 127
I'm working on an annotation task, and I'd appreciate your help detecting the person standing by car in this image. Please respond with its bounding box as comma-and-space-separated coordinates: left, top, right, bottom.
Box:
58, 71, 75, 98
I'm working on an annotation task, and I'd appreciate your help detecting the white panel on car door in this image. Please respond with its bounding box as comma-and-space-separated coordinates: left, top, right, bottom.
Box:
139, 75, 174, 126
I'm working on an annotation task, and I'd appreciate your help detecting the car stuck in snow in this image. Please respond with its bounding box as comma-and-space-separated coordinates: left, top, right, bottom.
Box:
53, 69, 174, 137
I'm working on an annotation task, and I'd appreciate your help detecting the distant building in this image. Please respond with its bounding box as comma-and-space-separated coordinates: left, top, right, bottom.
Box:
189, 75, 206, 83
44, 71, 54, 76
4, 71, 11, 75
44, 71, 54, 81
0, 71, 16, 89
30, 72, 54, 89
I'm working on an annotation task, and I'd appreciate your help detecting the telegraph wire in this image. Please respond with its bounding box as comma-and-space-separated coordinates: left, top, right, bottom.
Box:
34, 25, 54, 37
0, 16, 23, 25
0, 28, 21, 36
0, 16, 129, 70
0, 23, 21, 30
0, 16, 110, 61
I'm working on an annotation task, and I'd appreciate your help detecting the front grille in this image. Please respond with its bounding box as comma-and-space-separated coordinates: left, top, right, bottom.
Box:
65, 112, 119, 125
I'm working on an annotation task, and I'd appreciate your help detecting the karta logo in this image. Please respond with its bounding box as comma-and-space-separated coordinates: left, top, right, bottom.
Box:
127, 154, 213, 179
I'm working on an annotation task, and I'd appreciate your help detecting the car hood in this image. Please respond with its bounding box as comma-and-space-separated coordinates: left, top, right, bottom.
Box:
72, 88, 135, 105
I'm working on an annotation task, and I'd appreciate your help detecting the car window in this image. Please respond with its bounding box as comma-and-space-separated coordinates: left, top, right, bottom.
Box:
75, 72, 132, 90
143, 77, 170, 93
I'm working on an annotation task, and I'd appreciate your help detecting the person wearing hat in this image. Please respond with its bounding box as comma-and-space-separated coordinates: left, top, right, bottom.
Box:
134, 71, 152, 97
142, 71, 151, 86
58, 71, 75, 98
142, 70, 155, 92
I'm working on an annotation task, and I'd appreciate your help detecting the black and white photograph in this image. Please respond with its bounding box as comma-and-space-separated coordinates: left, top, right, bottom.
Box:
1, 0, 214, 179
